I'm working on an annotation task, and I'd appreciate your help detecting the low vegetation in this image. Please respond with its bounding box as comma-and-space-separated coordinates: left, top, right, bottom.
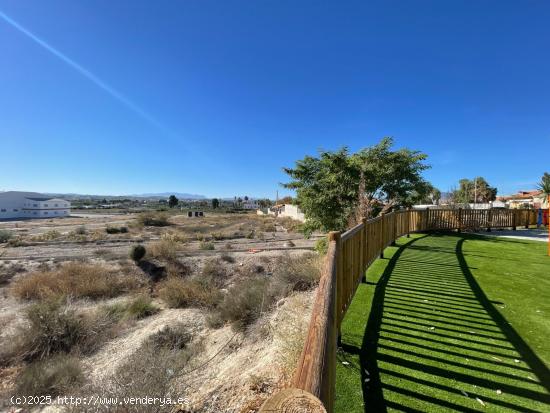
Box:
137, 211, 170, 227
11, 262, 142, 301
14, 354, 84, 397
212, 253, 322, 331
130, 244, 146, 262
105, 225, 128, 234
199, 240, 215, 250
158, 277, 221, 309
0, 229, 13, 243
147, 239, 178, 261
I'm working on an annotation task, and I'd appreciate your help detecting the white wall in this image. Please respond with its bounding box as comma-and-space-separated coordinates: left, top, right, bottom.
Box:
0, 192, 71, 220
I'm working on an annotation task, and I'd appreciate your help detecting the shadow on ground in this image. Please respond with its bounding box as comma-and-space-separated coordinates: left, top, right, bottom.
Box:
338, 233, 550, 412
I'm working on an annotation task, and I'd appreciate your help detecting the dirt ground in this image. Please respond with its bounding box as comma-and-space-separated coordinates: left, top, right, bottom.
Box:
0, 212, 321, 412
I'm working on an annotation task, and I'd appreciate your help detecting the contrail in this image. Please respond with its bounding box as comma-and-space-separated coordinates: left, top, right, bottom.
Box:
0, 10, 175, 136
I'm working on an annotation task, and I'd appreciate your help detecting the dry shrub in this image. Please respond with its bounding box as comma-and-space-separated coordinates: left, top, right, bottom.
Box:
270, 253, 322, 296
220, 253, 235, 263
216, 277, 271, 331
11, 262, 142, 301
10, 300, 116, 362
273, 292, 313, 375
14, 354, 84, 398
213, 253, 321, 332
0, 229, 13, 243
165, 259, 192, 278
31, 230, 62, 242
158, 277, 221, 309
148, 239, 178, 261
160, 231, 187, 243
201, 258, 228, 286
0, 262, 25, 286
278, 217, 303, 233
137, 212, 170, 227
146, 323, 191, 351
78, 328, 202, 413
199, 240, 215, 250
3, 300, 133, 367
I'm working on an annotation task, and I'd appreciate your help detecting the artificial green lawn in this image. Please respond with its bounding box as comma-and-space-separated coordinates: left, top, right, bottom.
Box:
335, 232, 550, 412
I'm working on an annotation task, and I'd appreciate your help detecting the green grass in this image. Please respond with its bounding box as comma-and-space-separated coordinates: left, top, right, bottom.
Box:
336, 232, 550, 412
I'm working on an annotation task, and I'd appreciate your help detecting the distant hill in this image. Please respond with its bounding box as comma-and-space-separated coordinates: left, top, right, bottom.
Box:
40, 192, 207, 200
129, 192, 207, 200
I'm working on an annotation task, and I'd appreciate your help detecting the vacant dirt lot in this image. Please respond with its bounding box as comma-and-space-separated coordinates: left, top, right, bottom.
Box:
0, 212, 322, 412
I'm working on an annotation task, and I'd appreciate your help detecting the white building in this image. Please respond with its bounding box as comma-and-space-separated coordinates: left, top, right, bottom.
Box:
259, 203, 306, 222
0, 191, 71, 220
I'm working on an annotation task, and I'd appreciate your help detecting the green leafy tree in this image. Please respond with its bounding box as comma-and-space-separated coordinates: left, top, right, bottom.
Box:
452, 178, 497, 203
538, 172, 550, 207
212, 198, 220, 209
283, 137, 430, 233
168, 195, 179, 208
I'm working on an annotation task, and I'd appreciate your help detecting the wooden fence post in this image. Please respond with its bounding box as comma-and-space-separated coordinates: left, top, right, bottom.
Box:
361, 217, 367, 283
487, 208, 492, 232
512, 209, 517, 231
379, 212, 386, 259
406, 208, 411, 238
525, 209, 530, 229
329, 231, 342, 348
259, 388, 326, 412
457, 208, 463, 233
391, 212, 397, 246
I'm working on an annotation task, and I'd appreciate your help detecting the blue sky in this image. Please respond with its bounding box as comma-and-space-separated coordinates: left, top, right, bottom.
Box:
1, 1, 549, 198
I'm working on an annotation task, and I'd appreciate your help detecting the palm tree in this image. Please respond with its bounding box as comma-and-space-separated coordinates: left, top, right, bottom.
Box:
537, 172, 550, 255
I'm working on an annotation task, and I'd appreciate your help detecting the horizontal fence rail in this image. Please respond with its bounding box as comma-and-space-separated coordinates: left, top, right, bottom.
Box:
259, 208, 542, 412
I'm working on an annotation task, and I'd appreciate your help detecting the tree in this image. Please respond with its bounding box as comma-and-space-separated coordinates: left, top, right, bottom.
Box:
538, 172, 550, 256
283, 137, 430, 233
168, 195, 179, 208
280, 196, 294, 205
212, 198, 220, 209
244, 196, 249, 201
451, 177, 497, 204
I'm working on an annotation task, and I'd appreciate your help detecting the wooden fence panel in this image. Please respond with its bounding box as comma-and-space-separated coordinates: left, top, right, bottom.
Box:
260, 208, 531, 413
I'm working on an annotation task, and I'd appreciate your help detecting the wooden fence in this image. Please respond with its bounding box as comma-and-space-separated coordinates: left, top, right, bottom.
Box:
258, 208, 540, 412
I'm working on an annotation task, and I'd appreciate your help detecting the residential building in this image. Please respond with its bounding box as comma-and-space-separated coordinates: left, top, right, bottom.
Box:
0, 191, 71, 220
497, 190, 548, 209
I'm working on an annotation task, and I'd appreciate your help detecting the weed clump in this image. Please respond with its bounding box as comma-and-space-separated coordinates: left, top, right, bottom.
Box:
11, 262, 141, 301
0, 229, 14, 243
14, 354, 84, 397
137, 212, 170, 227
158, 277, 221, 309
199, 240, 215, 250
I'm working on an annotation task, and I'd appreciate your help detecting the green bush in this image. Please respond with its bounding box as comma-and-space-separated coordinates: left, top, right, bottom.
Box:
0, 229, 13, 243
106, 226, 129, 234
314, 238, 328, 255
130, 245, 146, 262
125, 295, 159, 319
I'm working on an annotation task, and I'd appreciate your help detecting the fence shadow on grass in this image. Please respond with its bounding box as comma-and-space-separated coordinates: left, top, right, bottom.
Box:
340, 233, 550, 412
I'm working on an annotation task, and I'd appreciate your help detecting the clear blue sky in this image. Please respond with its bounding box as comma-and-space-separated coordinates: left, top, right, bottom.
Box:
1, 1, 549, 198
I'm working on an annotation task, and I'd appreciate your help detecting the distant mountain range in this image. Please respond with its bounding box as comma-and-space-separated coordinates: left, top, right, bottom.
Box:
128, 192, 207, 200
40, 192, 207, 200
